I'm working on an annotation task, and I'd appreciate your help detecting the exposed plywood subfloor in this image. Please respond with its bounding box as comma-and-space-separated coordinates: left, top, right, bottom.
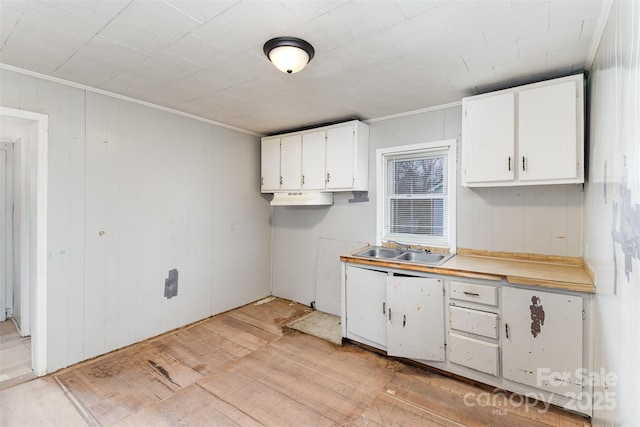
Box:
0, 298, 589, 426
0, 319, 34, 389
287, 310, 342, 345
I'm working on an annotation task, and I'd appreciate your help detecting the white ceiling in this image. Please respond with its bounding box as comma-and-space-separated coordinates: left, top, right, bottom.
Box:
0, 0, 607, 135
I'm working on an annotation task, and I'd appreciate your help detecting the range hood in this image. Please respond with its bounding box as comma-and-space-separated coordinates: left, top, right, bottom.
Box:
270, 192, 334, 206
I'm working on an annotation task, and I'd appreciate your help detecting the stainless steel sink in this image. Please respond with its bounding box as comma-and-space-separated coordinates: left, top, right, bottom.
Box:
354, 247, 453, 266
356, 248, 404, 259
394, 252, 452, 265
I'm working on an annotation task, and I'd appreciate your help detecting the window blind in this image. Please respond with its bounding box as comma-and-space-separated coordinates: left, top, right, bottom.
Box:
383, 150, 449, 246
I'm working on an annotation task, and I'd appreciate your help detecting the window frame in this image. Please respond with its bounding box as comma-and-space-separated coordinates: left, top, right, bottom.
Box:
376, 139, 457, 252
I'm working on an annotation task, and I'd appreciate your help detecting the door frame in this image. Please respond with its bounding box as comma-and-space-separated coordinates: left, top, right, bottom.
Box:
0, 145, 7, 323
0, 107, 48, 376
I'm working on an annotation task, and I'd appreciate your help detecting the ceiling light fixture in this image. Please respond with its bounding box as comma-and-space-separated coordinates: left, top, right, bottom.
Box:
263, 36, 315, 74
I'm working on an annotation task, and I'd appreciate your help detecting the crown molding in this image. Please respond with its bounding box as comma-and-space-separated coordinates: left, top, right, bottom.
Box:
0, 63, 262, 137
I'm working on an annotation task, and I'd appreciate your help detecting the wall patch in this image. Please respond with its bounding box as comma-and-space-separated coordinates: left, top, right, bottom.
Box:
164, 269, 178, 299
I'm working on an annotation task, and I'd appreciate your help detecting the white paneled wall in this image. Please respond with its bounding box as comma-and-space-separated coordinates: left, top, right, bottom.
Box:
272, 105, 583, 304
210, 124, 273, 314
457, 184, 583, 255
82, 93, 221, 358
0, 69, 271, 372
585, 0, 640, 425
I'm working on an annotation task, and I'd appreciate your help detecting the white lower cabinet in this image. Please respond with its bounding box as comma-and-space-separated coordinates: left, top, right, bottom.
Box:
449, 333, 499, 376
342, 263, 592, 416
449, 280, 498, 306
448, 281, 500, 377
501, 286, 584, 396
449, 306, 498, 339
344, 266, 444, 360
386, 276, 445, 361
344, 266, 387, 349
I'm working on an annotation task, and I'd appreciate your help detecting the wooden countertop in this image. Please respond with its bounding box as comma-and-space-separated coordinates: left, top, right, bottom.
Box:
341, 247, 595, 294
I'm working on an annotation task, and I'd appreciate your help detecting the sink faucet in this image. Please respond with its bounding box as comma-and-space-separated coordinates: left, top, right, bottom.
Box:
388, 240, 411, 251
388, 241, 432, 253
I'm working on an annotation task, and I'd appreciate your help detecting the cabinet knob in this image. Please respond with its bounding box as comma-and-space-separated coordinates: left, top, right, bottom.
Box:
402, 314, 406, 327
522, 156, 526, 171
508, 156, 511, 171
382, 302, 386, 314
505, 323, 509, 339
302, 175, 305, 185
280, 176, 283, 185
326, 172, 331, 183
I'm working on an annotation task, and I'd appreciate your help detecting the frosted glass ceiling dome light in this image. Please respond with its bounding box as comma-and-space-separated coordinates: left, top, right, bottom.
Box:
264, 37, 315, 74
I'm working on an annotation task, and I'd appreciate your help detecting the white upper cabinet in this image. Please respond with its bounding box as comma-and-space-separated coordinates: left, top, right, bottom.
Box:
260, 137, 281, 192
326, 125, 354, 189
462, 92, 515, 183
280, 135, 302, 191
301, 130, 326, 191
261, 120, 369, 193
461, 74, 584, 187
325, 121, 369, 191
518, 81, 578, 182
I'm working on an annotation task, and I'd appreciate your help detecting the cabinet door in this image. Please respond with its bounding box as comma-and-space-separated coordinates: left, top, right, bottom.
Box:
462, 92, 515, 185
280, 135, 302, 191
261, 137, 280, 192
502, 286, 583, 396
518, 80, 577, 182
326, 124, 354, 190
301, 130, 326, 190
345, 266, 387, 349
386, 276, 445, 361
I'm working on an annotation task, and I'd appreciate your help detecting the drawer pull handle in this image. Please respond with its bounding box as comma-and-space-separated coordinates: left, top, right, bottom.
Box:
382, 302, 386, 314
463, 291, 480, 297
402, 314, 406, 327
505, 323, 509, 339
388, 308, 392, 321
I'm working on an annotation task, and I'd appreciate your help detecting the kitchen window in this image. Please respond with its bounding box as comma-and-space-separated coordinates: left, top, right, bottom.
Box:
376, 140, 457, 250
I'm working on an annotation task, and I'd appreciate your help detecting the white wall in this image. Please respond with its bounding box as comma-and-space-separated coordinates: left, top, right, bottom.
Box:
0, 69, 272, 372
585, 0, 640, 424
272, 106, 584, 304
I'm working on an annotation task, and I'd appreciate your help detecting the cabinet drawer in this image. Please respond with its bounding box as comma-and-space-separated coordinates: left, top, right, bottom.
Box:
449, 333, 499, 376
449, 306, 498, 339
450, 281, 498, 306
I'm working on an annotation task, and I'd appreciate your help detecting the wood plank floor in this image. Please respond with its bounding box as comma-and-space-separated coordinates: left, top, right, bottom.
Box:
0, 297, 590, 426
0, 319, 34, 390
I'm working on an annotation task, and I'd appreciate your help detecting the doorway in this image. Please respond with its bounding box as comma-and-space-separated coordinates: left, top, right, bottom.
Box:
0, 107, 48, 383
